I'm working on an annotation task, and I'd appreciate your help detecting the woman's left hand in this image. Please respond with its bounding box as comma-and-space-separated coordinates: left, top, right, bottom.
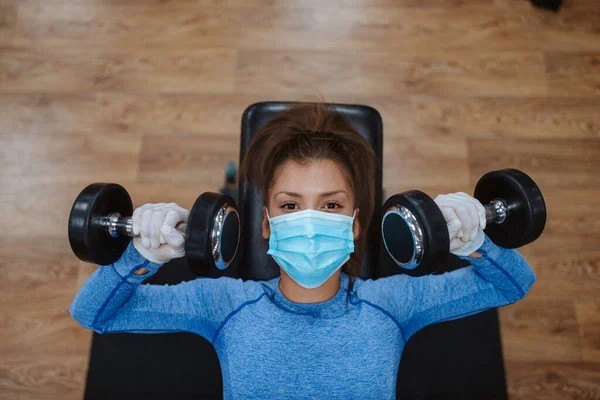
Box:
433, 192, 486, 257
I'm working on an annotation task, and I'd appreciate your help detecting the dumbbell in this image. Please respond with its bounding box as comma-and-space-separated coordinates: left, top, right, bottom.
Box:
68, 183, 241, 276
381, 169, 546, 276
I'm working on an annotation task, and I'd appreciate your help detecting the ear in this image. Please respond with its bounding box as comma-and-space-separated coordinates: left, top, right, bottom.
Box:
353, 208, 361, 240
261, 206, 271, 240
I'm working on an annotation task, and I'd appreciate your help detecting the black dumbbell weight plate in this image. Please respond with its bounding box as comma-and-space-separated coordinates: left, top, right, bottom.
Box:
68, 183, 133, 265
474, 169, 546, 249
185, 193, 240, 277
381, 190, 450, 276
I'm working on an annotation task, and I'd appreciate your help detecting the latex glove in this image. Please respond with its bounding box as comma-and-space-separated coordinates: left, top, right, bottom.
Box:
433, 192, 486, 257
132, 203, 189, 264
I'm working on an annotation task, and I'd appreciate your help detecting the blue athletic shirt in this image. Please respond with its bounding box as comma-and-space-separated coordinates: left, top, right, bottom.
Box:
70, 233, 536, 399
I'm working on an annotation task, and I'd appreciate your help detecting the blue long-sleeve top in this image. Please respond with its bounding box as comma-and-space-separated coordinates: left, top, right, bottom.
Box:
70, 234, 535, 399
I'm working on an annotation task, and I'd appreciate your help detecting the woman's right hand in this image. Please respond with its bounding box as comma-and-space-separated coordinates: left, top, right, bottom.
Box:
131, 203, 189, 270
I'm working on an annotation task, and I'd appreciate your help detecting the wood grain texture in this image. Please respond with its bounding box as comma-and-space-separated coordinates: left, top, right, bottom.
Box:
545, 52, 600, 98
0, 239, 91, 399
95, 92, 417, 137
383, 137, 469, 192
499, 298, 582, 362
235, 50, 548, 96
468, 140, 600, 257
576, 302, 600, 362
524, 250, 600, 303
2, 0, 598, 10
467, 138, 600, 189
0, 282, 90, 400
412, 96, 600, 139
95, 93, 268, 136
0, 3, 16, 47
0, 182, 213, 239
138, 134, 239, 185
0, 94, 96, 135
0, 133, 142, 185
10, 4, 600, 52
1, 0, 599, 398
0, 48, 237, 94
505, 361, 600, 400
0, 239, 80, 293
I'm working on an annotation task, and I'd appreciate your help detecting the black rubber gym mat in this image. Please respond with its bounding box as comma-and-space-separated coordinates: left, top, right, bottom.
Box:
84, 257, 507, 400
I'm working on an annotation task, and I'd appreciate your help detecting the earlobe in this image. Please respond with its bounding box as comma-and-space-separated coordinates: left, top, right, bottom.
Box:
262, 206, 271, 240
353, 222, 360, 240
353, 208, 360, 240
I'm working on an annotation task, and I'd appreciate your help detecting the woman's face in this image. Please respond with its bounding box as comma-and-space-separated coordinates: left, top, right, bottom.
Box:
261, 158, 360, 240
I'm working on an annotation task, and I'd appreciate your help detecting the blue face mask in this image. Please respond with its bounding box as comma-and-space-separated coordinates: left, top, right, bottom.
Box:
266, 208, 356, 289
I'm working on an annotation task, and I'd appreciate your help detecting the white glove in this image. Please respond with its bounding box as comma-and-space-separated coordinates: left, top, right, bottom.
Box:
433, 192, 487, 257
132, 203, 189, 264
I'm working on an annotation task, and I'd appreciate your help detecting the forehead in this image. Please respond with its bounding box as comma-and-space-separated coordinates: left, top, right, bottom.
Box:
271, 159, 352, 193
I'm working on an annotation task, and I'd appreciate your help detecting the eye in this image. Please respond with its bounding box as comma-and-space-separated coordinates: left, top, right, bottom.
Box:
324, 201, 342, 210
281, 202, 298, 211
280, 202, 342, 211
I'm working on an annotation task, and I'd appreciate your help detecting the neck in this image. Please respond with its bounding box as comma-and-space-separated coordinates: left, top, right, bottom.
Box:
278, 269, 342, 303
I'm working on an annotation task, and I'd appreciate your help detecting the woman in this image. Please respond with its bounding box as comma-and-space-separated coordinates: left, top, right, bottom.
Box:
70, 103, 536, 399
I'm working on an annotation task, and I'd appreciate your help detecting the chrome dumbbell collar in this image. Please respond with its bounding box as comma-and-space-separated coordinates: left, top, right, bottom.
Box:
382, 205, 425, 270
211, 203, 240, 270
487, 198, 508, 224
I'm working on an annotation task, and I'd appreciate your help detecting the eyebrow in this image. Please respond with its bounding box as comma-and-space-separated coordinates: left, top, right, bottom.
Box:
274, 190, 348, 198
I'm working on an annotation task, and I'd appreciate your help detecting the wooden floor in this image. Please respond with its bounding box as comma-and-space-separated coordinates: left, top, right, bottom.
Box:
1, 0, 599, 398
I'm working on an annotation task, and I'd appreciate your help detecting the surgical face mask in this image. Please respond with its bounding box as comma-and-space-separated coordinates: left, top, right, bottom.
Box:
266, 208, 356, 289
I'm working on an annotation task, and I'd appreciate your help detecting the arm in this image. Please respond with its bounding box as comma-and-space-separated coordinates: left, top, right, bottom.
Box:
357, 234, 536, 341
70, 242, 249, 343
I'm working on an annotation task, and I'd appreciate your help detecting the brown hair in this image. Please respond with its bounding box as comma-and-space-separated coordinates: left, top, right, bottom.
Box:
239, 103, 376, 293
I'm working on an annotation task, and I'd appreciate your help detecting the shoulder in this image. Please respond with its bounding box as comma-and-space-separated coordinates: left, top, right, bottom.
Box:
192, 275, 279, 303
241, 277, 273, 301
350, 273, 413, 302
176, 275, 267, 306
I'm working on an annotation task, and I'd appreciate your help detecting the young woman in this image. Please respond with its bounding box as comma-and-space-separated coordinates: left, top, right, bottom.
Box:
70, 103, 536, 399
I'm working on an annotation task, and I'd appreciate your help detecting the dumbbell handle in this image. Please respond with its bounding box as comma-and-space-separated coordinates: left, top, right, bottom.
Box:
483, 199, 510, 225
99, 213, 187, 239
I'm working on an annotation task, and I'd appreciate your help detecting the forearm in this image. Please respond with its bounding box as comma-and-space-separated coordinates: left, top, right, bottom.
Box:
69, 242, 162, 332
458, 234, 536, 302
359, 232, 536, 333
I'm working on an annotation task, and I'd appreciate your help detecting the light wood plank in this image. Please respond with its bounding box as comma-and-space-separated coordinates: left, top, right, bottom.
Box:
468, 139, 600, 256
0, 281, 89, 400
0, 3, 16, 47
236, 50, 547, 96
138, 134, 239, 185
505, 361, 600, 400
11, 4, 600, 52
4, 0, 599, 10
546, 52, 600, 98
412, 96, 600, 139
524, 251, 600, 303
0, 182, 213, 239
1, 0, 501, 7
0, 133, 141, 185
12, 4, 245, 50
467, 138, 600, 189
383, 137, 469, 194
0, 238, 80, 294
500, 299, 582, 362
520, 187, 600, 256
95, 93, 280, 136
0, 94, 96, 135
95, 93, 418, 139
576, 302, 600, 362
0, 48, 237, 94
